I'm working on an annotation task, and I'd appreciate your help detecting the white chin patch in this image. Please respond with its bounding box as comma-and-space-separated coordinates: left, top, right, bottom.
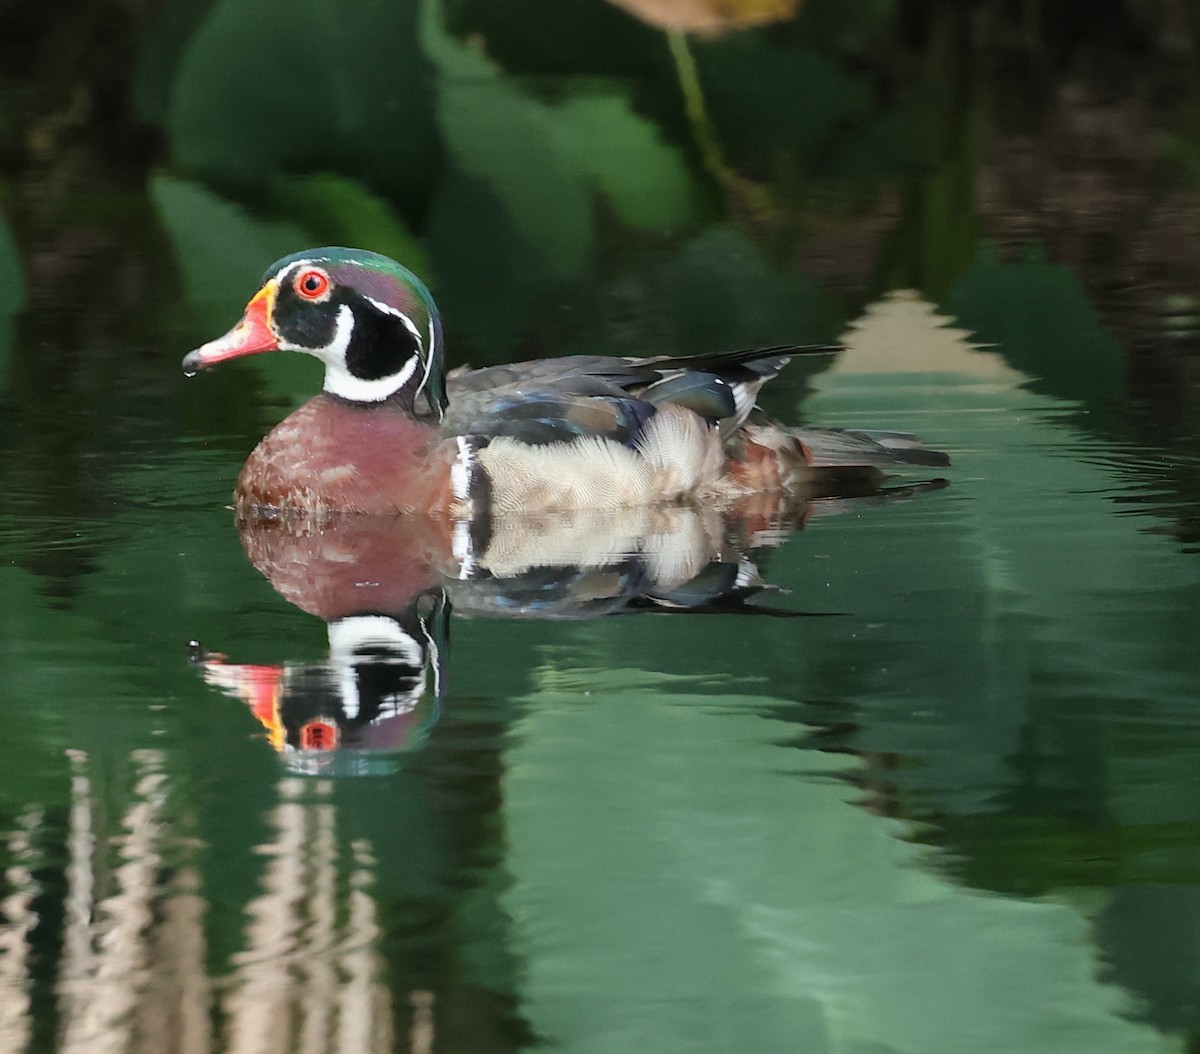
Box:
308, 304, 421, 402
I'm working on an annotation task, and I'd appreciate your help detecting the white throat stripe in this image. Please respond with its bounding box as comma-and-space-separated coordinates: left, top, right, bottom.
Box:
316, 304, 421, 402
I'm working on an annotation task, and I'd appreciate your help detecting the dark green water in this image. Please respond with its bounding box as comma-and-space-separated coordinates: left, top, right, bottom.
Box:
5, 1, 1200, 1051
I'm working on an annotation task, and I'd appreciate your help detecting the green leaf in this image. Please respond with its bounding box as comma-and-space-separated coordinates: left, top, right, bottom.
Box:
0, 209, 24, 394
422, 0, 697, 277
695, 35, 871, 175
151, 174, 321, 403
131, 0, 219, 126
433, 66, 593, 276
166, 0, 436, 200
554, 94, 697, 232
0, 208, 26, 315
947, 242, 1125, 403
151, 174, 309, 307
444, 0, 660, 79
671, 226, 844, 354
270, 174, 431, 280
427, 170, 556, 361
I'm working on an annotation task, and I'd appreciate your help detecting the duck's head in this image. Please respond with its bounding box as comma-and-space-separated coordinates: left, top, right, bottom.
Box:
182, 247, 445, 414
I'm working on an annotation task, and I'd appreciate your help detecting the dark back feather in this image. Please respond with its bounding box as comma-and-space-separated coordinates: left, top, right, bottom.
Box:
442, 345, 841, 446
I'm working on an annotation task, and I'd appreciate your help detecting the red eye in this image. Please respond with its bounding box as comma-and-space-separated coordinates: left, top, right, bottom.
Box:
294, 268, 330, 300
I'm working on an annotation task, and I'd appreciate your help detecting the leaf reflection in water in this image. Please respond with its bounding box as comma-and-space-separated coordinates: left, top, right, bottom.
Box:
223, 781, 392, 1054
192, 487, 945, 775
0, 807, 40, 1054
58, 750, 179, 1054
0, 756, 405, 1054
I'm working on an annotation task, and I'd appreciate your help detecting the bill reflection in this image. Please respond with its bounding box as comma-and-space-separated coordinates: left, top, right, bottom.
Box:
193, 488, 942, 773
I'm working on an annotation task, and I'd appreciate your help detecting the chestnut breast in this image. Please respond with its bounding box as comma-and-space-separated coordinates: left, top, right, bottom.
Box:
238, 515, 455, 620
235, 394, 457, 517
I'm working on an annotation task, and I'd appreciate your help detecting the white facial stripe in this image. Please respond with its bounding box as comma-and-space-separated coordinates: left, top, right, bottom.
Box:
414, 313, 439, 415
362, 291, 421, 341
362, 293, 426, 362
321, 350, 419, 403
362, 290, 436, 411
390, 306, 437, 409
313, 304, 421, 402
453, 519, 475, 580
276, 266, 432, 403
302, 294, 424, 404
328, 616, 426, 720
328, 616, 425, 663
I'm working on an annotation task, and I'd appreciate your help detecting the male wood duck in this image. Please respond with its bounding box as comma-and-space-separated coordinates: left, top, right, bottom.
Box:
183, 247, 949, 522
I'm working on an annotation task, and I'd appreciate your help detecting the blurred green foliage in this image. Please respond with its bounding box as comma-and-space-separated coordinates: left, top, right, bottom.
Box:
138, 0, 912, 372
949, 242, 1126, 402
165, 0, 437, 200
136, 0, 955, 362
6, 0, 1189, 393
0, 210, 22, 390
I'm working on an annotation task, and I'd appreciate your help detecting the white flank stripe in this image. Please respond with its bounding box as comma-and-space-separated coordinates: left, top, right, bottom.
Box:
734, 557, 759, 589
452, 519, 476, 580
450, 436, 473, 503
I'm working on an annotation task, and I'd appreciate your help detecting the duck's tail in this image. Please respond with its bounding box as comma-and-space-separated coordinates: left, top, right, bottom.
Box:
729, 421, 950, 496
650, 343, 841, 376
790, 427, 951, 470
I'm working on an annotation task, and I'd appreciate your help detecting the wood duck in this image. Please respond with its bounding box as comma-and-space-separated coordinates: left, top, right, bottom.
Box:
183, 247, 949, 524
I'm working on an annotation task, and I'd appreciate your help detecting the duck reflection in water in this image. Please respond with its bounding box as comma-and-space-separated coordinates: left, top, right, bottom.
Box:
194, 593, 448, 774
192, 486, 941, 775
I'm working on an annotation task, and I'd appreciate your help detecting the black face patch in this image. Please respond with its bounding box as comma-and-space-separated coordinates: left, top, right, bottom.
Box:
274, 281, 340, 349
343, 299, 422, 382
272, 278, 423, 384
